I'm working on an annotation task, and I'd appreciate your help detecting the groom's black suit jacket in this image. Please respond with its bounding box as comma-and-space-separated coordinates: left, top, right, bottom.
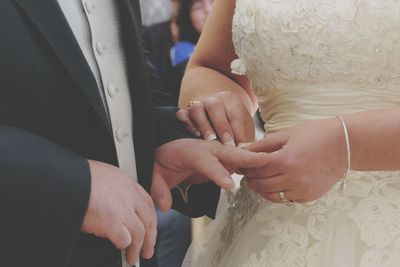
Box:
0, 0, 220, 266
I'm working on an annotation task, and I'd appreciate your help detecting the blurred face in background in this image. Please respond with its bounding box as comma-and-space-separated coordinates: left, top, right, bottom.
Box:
170, 0, 182, 42
190, 0, 213, 33
171, 0, 182, 18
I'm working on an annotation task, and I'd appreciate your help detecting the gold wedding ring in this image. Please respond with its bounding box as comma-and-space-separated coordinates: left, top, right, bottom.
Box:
278, 191, 294, 206
186, 100, 202, 110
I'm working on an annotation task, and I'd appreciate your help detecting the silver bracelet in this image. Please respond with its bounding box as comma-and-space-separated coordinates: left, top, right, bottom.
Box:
336, 116, 351, 191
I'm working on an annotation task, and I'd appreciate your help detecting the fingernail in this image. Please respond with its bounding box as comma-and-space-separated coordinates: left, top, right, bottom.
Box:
222, 133, 235, 146
206, 133, 217, 141
128, 256, 138, 266
224, 176, 235, 187
194, 130, 201, 137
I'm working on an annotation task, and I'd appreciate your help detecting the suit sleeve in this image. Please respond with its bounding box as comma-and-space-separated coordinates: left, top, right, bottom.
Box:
0, 125, 91, 265
144, 53, 221, 218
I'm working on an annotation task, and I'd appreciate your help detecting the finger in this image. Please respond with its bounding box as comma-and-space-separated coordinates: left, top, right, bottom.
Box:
133, 185, 158, 259
176, 109, 201, 137
242, 166, 281, 178
192, 156, 235, 190
188, 102, 217, 141
151, 170, 173, 212
204, 98, 235, 146
107, 224, 132, 250
230, 116, 255, 145
246, 175, 288, 194
125, 214, 145, 266
135, 183, 157, 214
225, 101, 255, 144
243, 112, 256, 142
241, 153, 282, 177
212, 143, 270, 170
186, 173, 211, 184
245, 132, 289, 153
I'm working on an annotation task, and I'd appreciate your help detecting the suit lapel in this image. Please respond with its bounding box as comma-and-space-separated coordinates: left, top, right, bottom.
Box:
13, 0, 111, 130
14, 0, 155, 191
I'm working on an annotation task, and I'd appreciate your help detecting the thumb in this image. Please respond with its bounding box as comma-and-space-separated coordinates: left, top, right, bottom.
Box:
151, 171, 173, 212
245, 132, 288, 153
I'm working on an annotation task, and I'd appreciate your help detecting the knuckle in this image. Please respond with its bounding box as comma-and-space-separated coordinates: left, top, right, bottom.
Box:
226, 109, 240, 120
191, 101, 204, 111
106, 210, 122, 225
205, 97, 222, 109
217, 127, 231, 137
142, 214, 156, 232
115, 240, 128, 250
135, 223, 146, 240
188, 105, 203, 116
147, 218, 157, 232
109, 217, 121, 229
111, 230, 130, 250
217, 91, 233, 99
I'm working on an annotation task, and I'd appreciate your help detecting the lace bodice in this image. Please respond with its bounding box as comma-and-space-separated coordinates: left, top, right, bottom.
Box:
182, 1, 400, 267
232, 0, 400, 132
225, 1, 400, 266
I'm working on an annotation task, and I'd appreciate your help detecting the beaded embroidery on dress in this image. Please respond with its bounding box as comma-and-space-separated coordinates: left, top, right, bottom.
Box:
182, 0, 400, 266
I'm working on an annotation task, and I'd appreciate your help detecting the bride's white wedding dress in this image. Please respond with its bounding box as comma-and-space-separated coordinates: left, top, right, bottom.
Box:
183, 0, 400, 266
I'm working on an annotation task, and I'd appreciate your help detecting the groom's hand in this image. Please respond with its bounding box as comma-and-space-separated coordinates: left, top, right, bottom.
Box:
151, 139, 269, 211
81, 160, 157, 265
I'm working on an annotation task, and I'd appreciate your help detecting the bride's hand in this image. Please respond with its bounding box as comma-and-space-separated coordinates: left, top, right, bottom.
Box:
242, 118, 348, 203
176, 91, 255, 146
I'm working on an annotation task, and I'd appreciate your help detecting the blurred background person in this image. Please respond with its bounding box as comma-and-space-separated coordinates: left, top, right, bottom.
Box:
140, 2, 191, 266
166, 0, 214, 104
140, 0, 175, 80
139, 0, 172, 27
